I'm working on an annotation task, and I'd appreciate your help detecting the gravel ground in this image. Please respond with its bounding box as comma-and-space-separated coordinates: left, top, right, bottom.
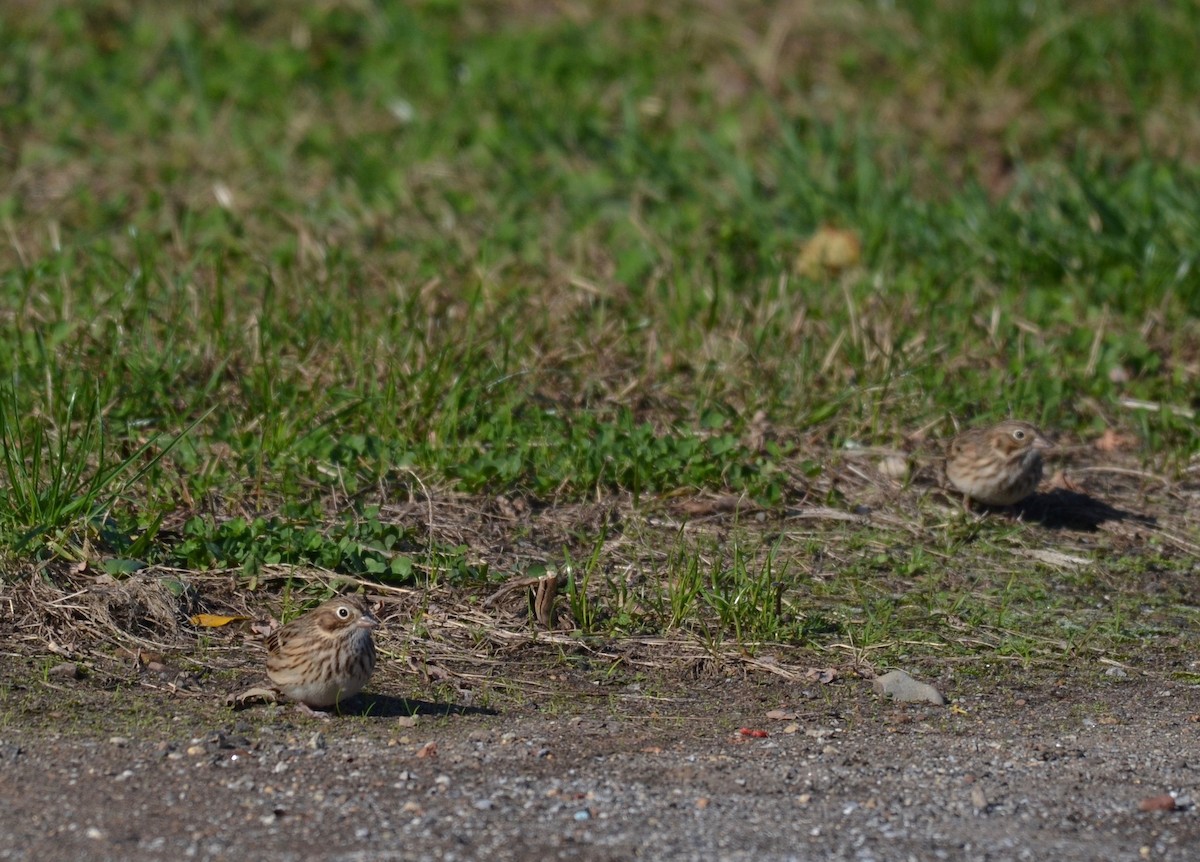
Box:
2, 667, 1198, 861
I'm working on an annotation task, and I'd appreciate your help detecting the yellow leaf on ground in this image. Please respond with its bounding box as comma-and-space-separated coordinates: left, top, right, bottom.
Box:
795, 226, 861, 278
190, 613, 250, 628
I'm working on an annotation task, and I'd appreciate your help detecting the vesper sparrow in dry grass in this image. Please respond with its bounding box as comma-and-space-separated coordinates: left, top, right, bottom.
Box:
945, 420, 1053, 507
266, 595, 379, 712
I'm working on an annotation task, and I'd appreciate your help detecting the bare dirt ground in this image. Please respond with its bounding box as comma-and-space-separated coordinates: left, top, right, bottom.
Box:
2, 642, 1199, 862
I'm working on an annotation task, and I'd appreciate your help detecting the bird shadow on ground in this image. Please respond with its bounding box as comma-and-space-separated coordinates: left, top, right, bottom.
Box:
1014, 489, 1157, 531
349, 693, 498, 719
224, 687, 498, 719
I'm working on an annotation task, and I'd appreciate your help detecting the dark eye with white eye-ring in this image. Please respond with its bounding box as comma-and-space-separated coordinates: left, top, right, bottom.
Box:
1013, 429, 1026, 440
337, 606, 351, 619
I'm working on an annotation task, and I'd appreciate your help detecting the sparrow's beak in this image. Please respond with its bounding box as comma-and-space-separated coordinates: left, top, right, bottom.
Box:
358, 612, 380, 629
1033, 434, 1053, 450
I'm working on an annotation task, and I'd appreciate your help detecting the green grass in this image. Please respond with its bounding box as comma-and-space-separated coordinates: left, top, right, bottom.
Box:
1, 1, 1198, 671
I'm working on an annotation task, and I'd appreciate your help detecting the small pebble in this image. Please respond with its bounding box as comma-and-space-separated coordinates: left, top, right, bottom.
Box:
109, 737, 129, 747
872, 670, 946, 706
48, 662, 80, 679
878, 454, 910, 480
574, 810, 590, 821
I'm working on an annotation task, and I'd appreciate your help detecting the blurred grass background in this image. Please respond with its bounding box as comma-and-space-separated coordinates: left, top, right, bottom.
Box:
0, 1, 1197, 658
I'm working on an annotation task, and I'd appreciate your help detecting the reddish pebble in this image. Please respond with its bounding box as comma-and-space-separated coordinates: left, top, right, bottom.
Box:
738, 728, 769, 738
416, 741, 438, 759
1138, 794, 1176, 812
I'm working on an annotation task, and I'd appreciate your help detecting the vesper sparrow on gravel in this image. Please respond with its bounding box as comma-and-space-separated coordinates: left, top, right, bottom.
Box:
266, 595, 379, 712
944, 420, 1053, 507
